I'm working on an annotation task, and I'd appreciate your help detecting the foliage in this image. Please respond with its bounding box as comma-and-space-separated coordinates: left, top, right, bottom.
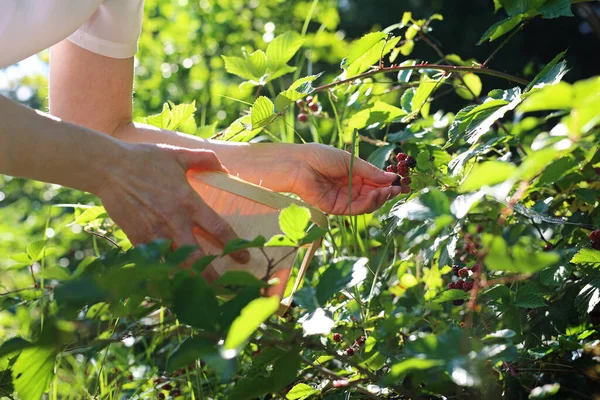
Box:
2, 0, 600, 399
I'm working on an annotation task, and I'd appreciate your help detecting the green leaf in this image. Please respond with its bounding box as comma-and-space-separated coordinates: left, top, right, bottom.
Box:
286, 383, 318, 400
538, 0, 573, 19
13, 347, 56, 400
279, 204, 311, 243
222, 55, 258, 81
482, 329, 516, 341
40, 266, 71, 281
316, 257, 368, 305
478, 15, 523, 45
525, 50, 568, 91
224, 296, 280, 349
173, 275, 219, 330
571, 248, 600, 265
265, 234, 298, 247
385, 358, 444, 382
266, 32, 304, 71
74, 206, 107, 225
167, 337, 216, 373
575, 279, 600, 314
514, 147, 559, 180
251, 96, 275, 129
514, 285, 547, 308
346, 32, 387, 65
483, 235, 560, 273
519, 82, 572, 112
411, 75, 445, 118
27, 240, 47, 262
213, 271, 266, 288
460, 161, 516, 192
433, 289, 470, 303
397, 60, 416, 82
498, 0, 546, 16
346, 101, 406, 133
222, 236, 266, 256
274, 75, 319, 111
539, 264, 572, 287
529, 383, 561, 399
10, 253, 31, 264
367, 144, 395, 169
0, 369, 13, 397
271, 352, 302, 391
167, 102, 197, 133
246, 50, 267, 80
0, 338, 29, 359
454, 73, 482, 100
465, 98, 521, 144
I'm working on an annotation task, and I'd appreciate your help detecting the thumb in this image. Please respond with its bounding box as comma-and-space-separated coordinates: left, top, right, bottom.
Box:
352, 157, 397, 186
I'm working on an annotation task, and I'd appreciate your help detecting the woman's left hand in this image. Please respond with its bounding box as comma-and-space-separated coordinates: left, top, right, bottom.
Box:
289, 143, 403, 215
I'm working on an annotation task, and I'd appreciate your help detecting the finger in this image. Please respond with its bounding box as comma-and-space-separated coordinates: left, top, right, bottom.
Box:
351, 157, 397, 186
174, 148, 229, 174
191, 195, 251, 264
343, 189, 379, 215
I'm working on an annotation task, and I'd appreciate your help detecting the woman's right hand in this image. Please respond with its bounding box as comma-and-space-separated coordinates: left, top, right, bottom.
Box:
96, 142, 250, 269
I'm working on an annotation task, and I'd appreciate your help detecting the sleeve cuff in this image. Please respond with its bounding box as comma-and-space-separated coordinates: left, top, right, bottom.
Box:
67, 29, 138, 59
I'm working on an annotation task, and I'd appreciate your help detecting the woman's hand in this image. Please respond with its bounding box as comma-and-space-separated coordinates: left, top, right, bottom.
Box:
97, 143, 250, 265
289, 143, 403, 215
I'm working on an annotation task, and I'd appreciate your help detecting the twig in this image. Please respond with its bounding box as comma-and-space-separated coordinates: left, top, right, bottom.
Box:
482, 23, 524, 68
84, 229, 123, 252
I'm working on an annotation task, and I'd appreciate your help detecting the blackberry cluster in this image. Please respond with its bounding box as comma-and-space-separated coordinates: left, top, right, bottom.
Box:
590, 229, 600, 250
446, 227, 485, 306
296, 95, 322, 123
386, 152, 417, 194
331, 333, 366, 356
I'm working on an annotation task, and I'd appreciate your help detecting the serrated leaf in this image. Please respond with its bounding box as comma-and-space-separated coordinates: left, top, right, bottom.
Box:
27, 240, 47, 262
538, 0, 573, 19
224, 296, 280, 349
266, 32, 304, 71
539, 264, 572, 287
286, 383, 318, 399
0, 338, 29, 359
74, 206, 107, 225
478, 15, 523, 45
213, 271, 266, 288
460, 161, 516, 192
571, 248, 600, 265
346, 35, 401, 76
367, 144, 395, 169
483, 234, 560, 273
222, 55, 259, 81
346, 32, 387, 65
250, 96, 275, 128
464, 98, 521, 144
279, 204, 310, 243
498, 0, 546, 16
519, 82, 572, 112
274, 74, 319, 111
167, 337, 216, 373
433, 289, 470, 303
411, 75, 445, 118
385, 358, 444, 382
40, 266, 71, 281
346, 101, 407, 133
316, 258, 368, 305
514, 291, 546, 308
247, 49, 267, 79
10, 253, 31, 264
13, 347, 55, 400
575, 279, 600, 314
172, 275, 219, 330
397, 60, 416, 82
525, 50, 568, 91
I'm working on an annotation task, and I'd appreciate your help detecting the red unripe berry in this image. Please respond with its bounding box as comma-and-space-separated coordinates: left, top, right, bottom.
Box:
458, 268, 469, 278
452, 299, 465, 306
386, 165, 397, 173
447, 282, 457, 290
463, 281, 474, 291
396, 153, 408, 162
332, 333, 342, 342
400, 177, 412, 185
358, 335, 366, 344
306, 95, 314, 104
400, 184, 411, 194
470, 264, 481, 274
544, 243, 553, 251
455, 279, 465, 290
308, 102, 320, 113
465, 233, 473, 241
460, 254, 468, 263
477, 225, 484, 234
345, 348, 355, 356
295, 99, 304, 108
405, 156, 417, 169
397, 161, 409, 176
589, 229, 600, 243
333, 379, 350, 388
452, 265, 460, 276
297, 113, 309, 123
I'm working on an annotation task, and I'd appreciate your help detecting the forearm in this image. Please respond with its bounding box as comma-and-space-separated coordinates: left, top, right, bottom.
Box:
114, 122, 302, 192
0, 95, 126, 195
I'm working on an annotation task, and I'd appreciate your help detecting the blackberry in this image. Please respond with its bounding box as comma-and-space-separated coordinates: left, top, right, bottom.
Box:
458, 268, 469, 278
405, 156, 417, 169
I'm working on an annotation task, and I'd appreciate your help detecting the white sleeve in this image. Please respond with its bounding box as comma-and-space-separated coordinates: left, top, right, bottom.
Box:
67, 0, 145, 59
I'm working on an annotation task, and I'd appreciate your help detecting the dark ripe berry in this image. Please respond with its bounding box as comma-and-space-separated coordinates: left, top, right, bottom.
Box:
171, 390, 182, 397
470, 264, 481, 274
163, 384, 173, 391
297, 113, 309, 123
386, 165, 397, 173
252, 350, 261, 357
396, 153, 408, 162
452, 299, 465, 306
357, 335, 366, 344
544, 243, 553, 251
465, 233, 473, 241
592, 241, 600, 250
345, 347, 355, 356
305, 95, 314, 104
392, 175, 402, 186
589, 229, 600, 243
447, 282, 457, 290
400, 177, 412, 185
458, 268, 469, 278
128, 375, 134, 381
308, 102, 320, 113
405, 156, 417, 169
158, 394, 165, 400
295, 99, 304, 108
332, 333, 342, 342
477, 225, 484, 234
463, 281, 474, 292
455, 279, 465, 290
397, 161, 409, 176
400, 184, 411, 194
452, 265, 460, 276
